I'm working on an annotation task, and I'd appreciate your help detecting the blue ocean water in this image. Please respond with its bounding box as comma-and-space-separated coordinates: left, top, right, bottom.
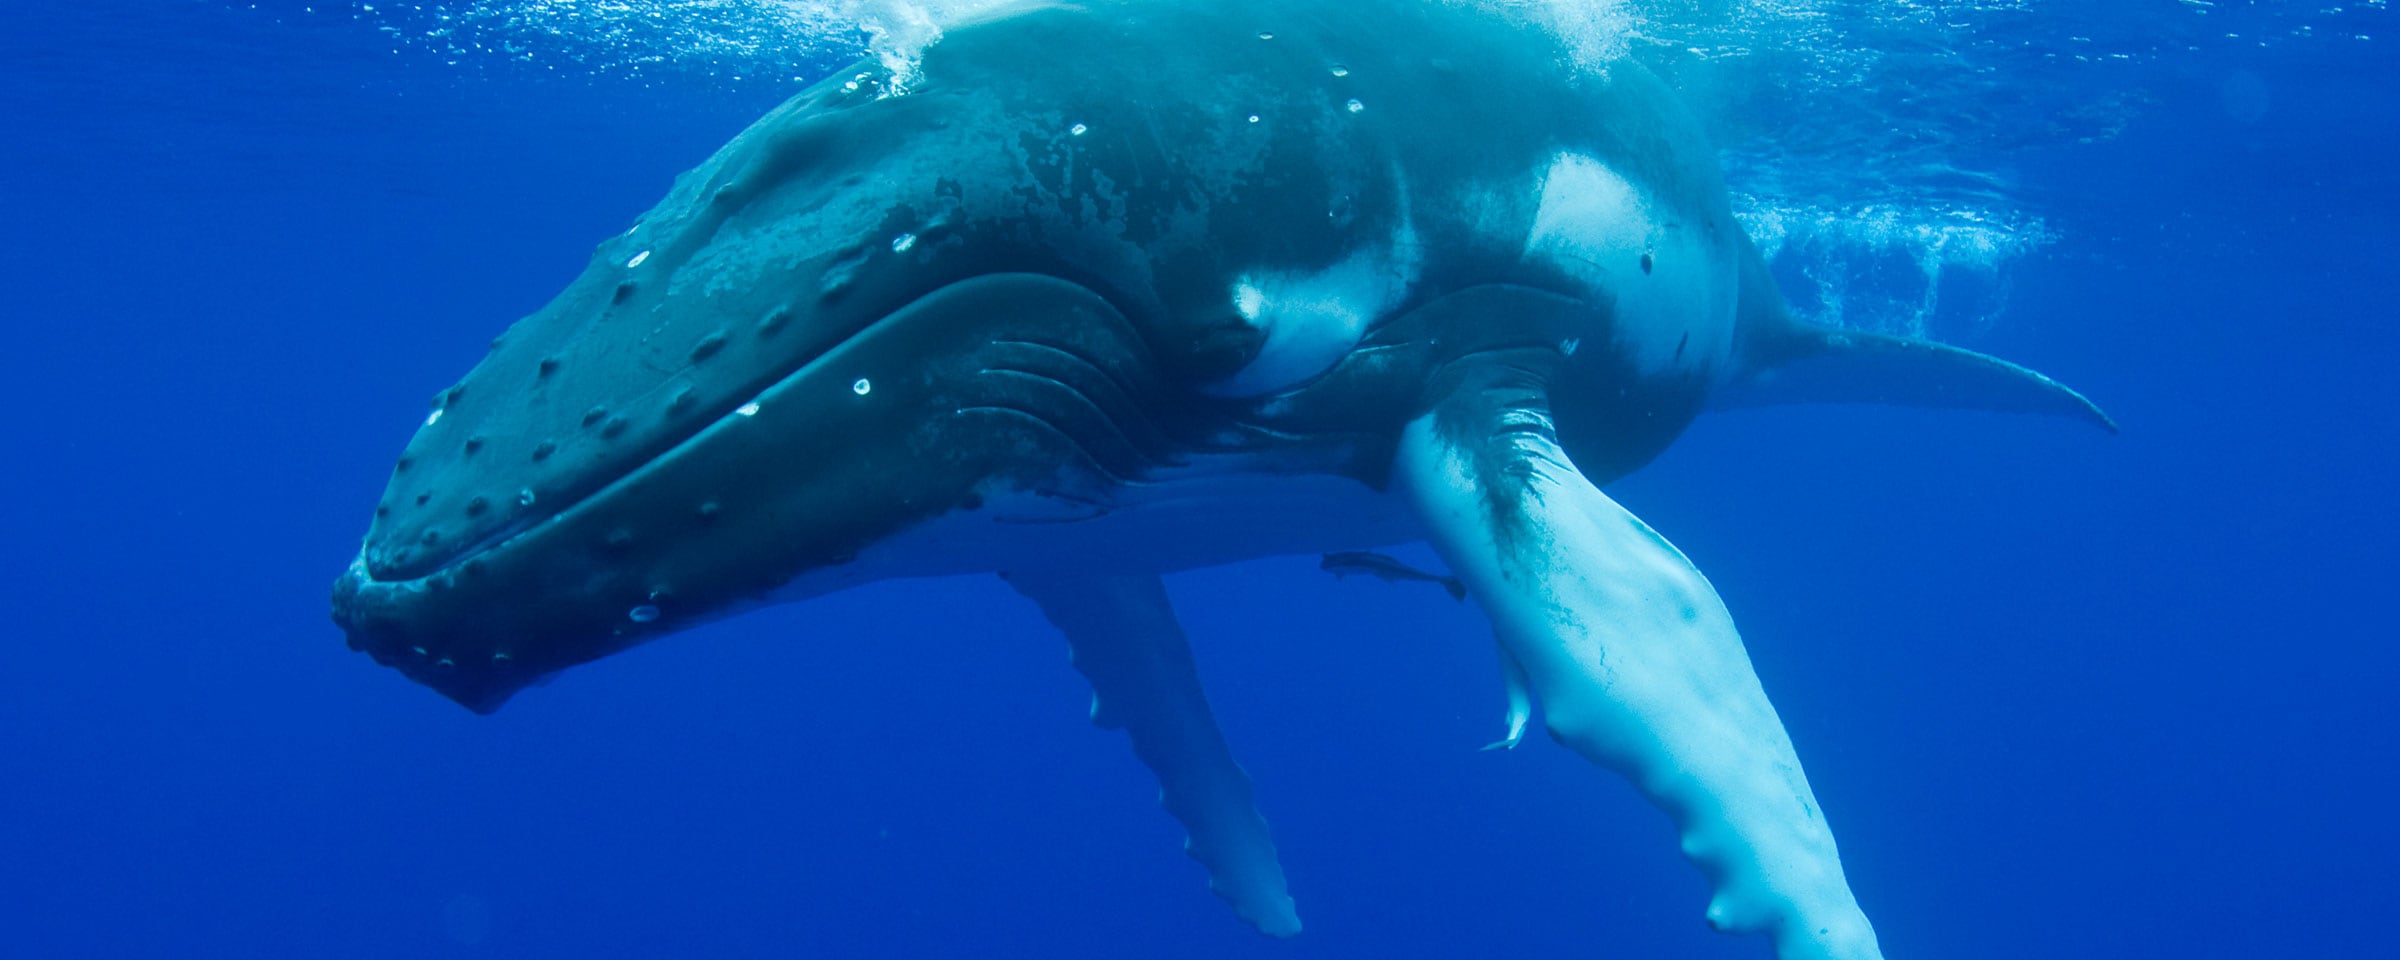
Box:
3, 1, 2393, 957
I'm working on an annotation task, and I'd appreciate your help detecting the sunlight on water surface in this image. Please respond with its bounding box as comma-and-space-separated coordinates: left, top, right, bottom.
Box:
318, 0, 2386, 338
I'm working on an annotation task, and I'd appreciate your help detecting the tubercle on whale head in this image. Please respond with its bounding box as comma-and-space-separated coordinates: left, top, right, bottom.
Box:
352, 83, 969, 585
330, 253, 1192, 711
328, 329, 959, 712
328, 66, 998, 709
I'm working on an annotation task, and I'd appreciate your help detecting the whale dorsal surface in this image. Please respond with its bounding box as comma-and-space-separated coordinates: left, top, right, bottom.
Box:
330, 2, 2109, 957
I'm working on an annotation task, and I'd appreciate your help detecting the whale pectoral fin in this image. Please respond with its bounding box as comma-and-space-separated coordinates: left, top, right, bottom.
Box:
1481, 636, 1533, 752
1004, 572, 1300, 937
1717, 235, 2113, 432
1718, 321, 2118, 432
1396, 376, 1883, 960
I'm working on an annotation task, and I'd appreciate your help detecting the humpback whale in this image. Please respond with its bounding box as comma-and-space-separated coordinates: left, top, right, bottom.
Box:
329, 2, 2110, 956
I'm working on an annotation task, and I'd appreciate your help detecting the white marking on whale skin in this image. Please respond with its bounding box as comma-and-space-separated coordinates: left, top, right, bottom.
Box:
1482, 641, 1532, 752
1524, 152, 1736, 376
1210, 221, 1423, 398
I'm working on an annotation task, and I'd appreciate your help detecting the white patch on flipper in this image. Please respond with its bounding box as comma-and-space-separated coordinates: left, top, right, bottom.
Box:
1481, 639, 1533, 751
1395, 414, 1883, 960
1523, 152, 1736, 376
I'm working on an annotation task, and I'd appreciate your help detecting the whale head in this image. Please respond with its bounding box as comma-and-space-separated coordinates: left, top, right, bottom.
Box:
328, 55, 1210, 711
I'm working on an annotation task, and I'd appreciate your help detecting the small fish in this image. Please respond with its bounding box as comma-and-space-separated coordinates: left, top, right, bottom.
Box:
1319, 550, 1467, 602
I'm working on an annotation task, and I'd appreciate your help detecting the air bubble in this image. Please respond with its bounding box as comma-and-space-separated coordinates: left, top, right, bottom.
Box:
736, 402, 761, 417
1248, 114, 1261, 124
1346, 98, 1365, 113
517, 488, 537, 508
626, 250, 652, 268
1070, 122, 1088, 136
891, 233, 917, 254
628, 605, 661, 624
853, 378, 872, 396
424, 409, 444, 427
1330, 64, 1350, 77
1258, 31, 1274, 40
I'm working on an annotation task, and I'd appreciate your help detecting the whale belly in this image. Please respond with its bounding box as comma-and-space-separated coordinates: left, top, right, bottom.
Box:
770, 465, 1423, 600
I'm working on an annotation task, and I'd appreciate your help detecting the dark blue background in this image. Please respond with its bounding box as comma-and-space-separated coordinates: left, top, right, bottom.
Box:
4, 2, 2392, 957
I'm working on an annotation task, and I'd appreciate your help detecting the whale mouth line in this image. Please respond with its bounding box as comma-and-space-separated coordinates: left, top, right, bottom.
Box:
363, 308, 902, 588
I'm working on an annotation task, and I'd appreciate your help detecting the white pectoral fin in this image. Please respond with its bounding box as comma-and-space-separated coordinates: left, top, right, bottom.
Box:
1396, 405, 1883, 960
1004, 572, 1300, 937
